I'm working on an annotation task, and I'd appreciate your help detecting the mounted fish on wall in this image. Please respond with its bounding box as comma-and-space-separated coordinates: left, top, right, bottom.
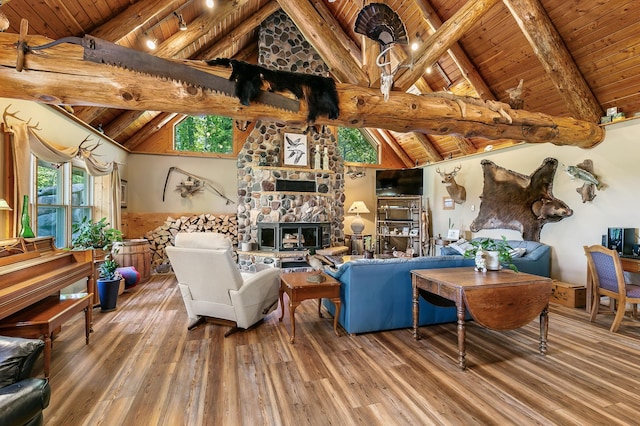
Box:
563, 160, 602, 203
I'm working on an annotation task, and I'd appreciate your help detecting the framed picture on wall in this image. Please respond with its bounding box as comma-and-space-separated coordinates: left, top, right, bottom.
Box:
443, 196, 455, 210
282, 133, 308, 167
120, 179, 128, 208
447, 229, 460, 240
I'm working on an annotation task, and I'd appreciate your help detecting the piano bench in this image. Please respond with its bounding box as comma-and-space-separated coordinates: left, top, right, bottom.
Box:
0, 293, 92, 378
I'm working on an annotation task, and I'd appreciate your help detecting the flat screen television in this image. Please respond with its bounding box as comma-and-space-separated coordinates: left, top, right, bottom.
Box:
376, 168, 424, 196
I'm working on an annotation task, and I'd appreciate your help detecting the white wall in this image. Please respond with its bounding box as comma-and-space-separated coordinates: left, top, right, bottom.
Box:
343, 170, 377, 236
421, 118, 640, 285
126, 153, 238, 214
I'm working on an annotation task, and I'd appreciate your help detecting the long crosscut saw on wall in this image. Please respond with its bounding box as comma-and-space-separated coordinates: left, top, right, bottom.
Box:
162, 166, 235, 205
18, 20, 299, 113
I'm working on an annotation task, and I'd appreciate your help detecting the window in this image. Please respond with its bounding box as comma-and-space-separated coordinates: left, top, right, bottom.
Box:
35, 159, 92, 248
174, 115, 233, 154
338, 127, 378, 164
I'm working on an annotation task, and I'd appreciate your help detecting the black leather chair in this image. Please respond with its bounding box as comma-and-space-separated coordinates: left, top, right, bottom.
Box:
0, 336, 51, 426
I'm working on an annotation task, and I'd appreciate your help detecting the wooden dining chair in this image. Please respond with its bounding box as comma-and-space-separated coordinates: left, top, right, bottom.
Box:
583, 245, 640, 332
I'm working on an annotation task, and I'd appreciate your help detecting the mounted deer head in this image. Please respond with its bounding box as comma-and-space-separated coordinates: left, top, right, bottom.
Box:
436, 165, 467, 204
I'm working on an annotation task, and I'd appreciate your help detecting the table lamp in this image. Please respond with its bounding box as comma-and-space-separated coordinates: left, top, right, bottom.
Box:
0, 199, 12, 210
347, 201, 370, 234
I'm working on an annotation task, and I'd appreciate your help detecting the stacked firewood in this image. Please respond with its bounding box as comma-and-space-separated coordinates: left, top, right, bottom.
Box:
144, 214, 238, 272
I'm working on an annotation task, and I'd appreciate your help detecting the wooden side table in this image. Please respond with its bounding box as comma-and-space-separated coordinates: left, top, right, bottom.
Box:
278, 271, 341, 343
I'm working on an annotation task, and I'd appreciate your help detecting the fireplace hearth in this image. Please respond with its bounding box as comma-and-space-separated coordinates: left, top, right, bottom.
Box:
258, 222, 330, 252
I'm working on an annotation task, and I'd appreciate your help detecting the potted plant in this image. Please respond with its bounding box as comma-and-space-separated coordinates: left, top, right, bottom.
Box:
71, 217, 123, 251
96, 253, 122, 312
463, 236, 518, 272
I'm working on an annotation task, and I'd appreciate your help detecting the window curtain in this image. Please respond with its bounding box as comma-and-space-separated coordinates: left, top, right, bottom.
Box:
6, 121, 122, 237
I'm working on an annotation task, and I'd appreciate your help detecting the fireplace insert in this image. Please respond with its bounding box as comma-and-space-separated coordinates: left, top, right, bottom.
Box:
258, 222, 331, 252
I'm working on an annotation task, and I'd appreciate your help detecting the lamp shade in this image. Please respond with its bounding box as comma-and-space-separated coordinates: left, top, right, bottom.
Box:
347, 201, 370, 215
0, 198, 12, 211
347, 201, 369, 235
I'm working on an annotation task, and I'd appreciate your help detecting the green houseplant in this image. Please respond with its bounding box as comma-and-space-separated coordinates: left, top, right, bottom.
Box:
96, 253, 122, 312
71, 216, 123, 250
463, 236, 518, 272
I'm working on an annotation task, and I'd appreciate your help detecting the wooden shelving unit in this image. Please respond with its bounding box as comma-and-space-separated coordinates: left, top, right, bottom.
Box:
375, 196, 423, 256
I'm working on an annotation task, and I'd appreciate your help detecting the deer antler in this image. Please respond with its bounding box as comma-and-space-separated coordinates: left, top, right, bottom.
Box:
24, 118, 42, 132
2, 105, 25, 127
452, 165, 462, 174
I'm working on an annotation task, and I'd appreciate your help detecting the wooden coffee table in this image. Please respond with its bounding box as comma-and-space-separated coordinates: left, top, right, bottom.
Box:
278, 271, 341, 343
411, 267, 552, 370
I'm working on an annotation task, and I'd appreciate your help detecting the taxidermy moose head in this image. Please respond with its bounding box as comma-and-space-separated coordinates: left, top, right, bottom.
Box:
436, 165, 467, 204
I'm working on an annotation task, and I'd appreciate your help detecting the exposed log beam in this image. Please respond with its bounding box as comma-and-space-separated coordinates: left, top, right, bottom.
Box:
103, 110, 147, 139
75, 106, 110, 125
155, 0, 252, 59
127, 112, 179, 150
75, 0, 185, 127
362, 36, 378, 88
502, 0, 603, 122
276, 0, 366, 85
198, 0, 281, 60
89, 0, 185, 43
279, 0, 431, 163
414, 0, 495, 100
0, 33, 604, 148
395, 0, 500, 91
308, 0, 363, 67
374, 129, 414, 168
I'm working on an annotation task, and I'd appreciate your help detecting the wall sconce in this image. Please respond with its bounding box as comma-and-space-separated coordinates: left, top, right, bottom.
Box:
346, 166, 366, 179
0, 198, 12, 210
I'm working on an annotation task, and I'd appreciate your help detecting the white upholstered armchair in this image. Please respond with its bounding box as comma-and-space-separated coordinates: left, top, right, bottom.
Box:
166, 232, 280, 336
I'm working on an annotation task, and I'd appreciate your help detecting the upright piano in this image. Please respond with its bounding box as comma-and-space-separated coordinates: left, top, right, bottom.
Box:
0, 237, 93, 320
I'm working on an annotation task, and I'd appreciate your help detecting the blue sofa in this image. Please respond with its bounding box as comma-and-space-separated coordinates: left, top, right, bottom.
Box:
323, 240, 551, 335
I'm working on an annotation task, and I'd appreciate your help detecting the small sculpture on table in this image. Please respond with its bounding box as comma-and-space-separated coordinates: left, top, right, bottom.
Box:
474, 250, 487, 272
305, 254, 327, 282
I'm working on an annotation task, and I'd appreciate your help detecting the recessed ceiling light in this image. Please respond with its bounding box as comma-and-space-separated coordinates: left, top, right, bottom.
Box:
206, 0, 214, 8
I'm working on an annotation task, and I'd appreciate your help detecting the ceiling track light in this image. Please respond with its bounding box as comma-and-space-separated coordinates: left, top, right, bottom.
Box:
144, 33, 157, 50
174, 12, 187, 31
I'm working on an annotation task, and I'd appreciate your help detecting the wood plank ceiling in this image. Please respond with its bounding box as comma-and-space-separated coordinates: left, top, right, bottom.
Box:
1, 0, 638, 166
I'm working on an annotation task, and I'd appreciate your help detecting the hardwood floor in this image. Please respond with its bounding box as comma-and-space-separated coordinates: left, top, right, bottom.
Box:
42, 274, 640, 425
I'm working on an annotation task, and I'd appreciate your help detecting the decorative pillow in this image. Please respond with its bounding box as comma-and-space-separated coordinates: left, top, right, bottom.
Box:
440, 246, 459, 255
509, 247, 527, 258
448, 239, 474, 255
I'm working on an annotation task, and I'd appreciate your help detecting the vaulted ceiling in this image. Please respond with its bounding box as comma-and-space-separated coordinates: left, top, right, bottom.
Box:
1, 0, 638, 166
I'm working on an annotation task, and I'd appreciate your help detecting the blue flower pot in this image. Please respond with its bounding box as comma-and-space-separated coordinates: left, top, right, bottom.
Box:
97, 278, 120, 312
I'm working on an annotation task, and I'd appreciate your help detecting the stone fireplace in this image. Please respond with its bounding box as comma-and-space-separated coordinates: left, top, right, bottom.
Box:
236, 11, 345, 257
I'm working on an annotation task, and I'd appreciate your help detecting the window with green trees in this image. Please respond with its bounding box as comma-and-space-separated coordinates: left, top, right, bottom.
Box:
337, 127, 378, 164
174, 115, 233, 154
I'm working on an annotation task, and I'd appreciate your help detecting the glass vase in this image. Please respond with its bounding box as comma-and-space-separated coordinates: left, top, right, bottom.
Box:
19, 194, 35, 238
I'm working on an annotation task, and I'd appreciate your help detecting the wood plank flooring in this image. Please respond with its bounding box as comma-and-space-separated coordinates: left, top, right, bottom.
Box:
41, 274, 640, 425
